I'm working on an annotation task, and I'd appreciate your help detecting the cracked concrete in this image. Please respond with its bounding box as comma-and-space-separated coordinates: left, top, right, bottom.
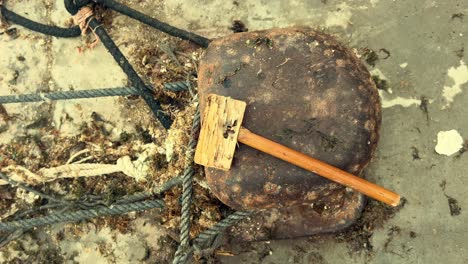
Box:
1, 0, 467, 263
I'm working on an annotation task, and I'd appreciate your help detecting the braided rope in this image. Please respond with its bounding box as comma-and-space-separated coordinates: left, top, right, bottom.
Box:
116, 176, 183, 204
64, 0, 91, 15
164, 81, 190, 92
172, 107, 200, 264
172, 211, 252, 261
2, 2, 244, 260
169, 101, 253, 263
0, 82, 192, 105
193, 211, 252, 248
0, 199, 164, 232
86, 17, 173, 129
1, 4, 81, 38
63, 0, 210, 47
0, 87, 140, 104
0, 229, 24, 248
0, 172, 64, 204
0, 171, 180, 235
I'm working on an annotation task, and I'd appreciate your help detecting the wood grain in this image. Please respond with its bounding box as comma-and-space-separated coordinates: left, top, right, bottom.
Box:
194, 94, 246, 170
237, 128, 401, 207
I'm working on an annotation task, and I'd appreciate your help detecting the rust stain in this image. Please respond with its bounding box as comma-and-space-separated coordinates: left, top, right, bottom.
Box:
198, 27, 381, 211
263, 182, 282, 195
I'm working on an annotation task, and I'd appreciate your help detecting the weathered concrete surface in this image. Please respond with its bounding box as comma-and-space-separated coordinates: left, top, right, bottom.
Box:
195, 1, 467, 263
1, 0, 467, 263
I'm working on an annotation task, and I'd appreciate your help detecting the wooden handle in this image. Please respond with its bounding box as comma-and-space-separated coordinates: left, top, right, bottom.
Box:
238, 128, 401, 207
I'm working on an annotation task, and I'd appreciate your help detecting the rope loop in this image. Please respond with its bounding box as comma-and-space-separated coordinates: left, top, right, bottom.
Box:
64, 0, 91, 15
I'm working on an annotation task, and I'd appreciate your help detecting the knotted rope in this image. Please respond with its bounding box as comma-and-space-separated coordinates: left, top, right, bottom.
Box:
73, 6, 100, 47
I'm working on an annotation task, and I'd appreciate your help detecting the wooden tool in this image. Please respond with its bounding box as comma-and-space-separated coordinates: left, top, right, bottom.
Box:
194, 94, 401, 207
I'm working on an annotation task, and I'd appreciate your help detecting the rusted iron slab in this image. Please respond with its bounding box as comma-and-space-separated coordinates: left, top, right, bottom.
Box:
198, 27, 380, 211
197, 27, 380, 239
228, 189, 364, 242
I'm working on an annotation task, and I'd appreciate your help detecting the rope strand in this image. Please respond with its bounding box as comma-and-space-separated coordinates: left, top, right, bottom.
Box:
172, 107, 200, 264
0, 4, 81, 38
0, 87, 140, 104
86, 16, 173, 128
0, 82, 191, 104
0, 199, 164, 232
62, 0, 210, 47
0, 2, 246, 262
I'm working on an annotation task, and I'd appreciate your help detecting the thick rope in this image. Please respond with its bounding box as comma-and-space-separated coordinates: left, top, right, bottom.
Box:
116, 176, 182, 204
193, 211, 252, 249
96, 0, 210, 47
3, 0, 209, 46
0, 172, 64, 204
0, 199, 164, 232
0, 87, 140, 104
172, 107, 200, 264
0, 170, 165, 229
164, 81, 190, 92
64, 0, 91, 15
173, 211, 253, 262
0, 168, 170, 243
1, 151, 164, 185
0, 172, 109, 210
0, 82, 191, 104
1, 2, 247, 260
63, 0, 210, 47
84, 16, 173, 129
0, 4, 81, 38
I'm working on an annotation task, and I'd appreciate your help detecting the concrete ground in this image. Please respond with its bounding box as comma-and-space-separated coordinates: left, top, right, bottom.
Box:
1, 0, 467, 263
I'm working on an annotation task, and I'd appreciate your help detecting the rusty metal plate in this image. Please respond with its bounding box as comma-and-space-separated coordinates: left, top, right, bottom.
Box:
198, 27, 380, 210
228, 189, 364, 242
197, 27, 380, 240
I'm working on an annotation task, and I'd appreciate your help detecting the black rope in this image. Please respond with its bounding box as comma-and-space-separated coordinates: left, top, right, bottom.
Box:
62, 0, 210, 47
0, 5, 81, 38
2, 0, 205, 128
96, 0, 210, 47
85, 16, 172, 128
64, 0, 92, 15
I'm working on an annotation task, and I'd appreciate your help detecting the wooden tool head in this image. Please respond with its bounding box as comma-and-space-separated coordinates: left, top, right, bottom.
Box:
194, 94, 246, 170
